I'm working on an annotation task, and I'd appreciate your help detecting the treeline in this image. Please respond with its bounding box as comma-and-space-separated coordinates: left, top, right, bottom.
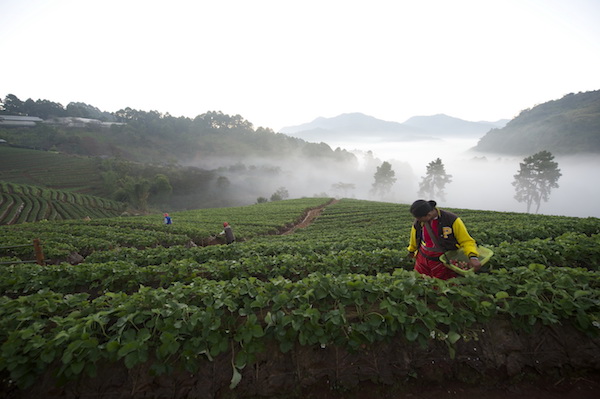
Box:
0, 94, 356, 165
0, 94, 359, 211
0, 94, 116, 121
475, 90, 600, 155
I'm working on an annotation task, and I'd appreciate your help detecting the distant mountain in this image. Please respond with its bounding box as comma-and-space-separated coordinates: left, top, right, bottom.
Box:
280, 113, 428, 142
474, 90, 600, 155
403, 114, 509, 137
280, 112, 506, 143
281, 113, 419, 134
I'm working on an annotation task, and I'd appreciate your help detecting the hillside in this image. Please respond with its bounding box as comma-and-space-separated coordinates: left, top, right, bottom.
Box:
474, 90, 600, 155
0, 145, 249, 213
1, 198, 599, 397
280, 112, 507, 142
0, 182, 125, 225
0, 146, 105, 196
0, 96, 356, 167
0, 95, 360, 211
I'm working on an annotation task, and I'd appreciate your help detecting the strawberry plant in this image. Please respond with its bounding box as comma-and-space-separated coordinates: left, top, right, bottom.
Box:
0, 198, 599, 393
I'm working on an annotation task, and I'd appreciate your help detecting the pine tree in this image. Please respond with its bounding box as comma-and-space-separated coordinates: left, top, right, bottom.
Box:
512, 150, 561, 213
418, 158, 452, 200
370, 161, 396, 199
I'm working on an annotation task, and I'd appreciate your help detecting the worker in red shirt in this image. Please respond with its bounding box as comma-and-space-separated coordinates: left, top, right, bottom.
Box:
220, 222, 236, 244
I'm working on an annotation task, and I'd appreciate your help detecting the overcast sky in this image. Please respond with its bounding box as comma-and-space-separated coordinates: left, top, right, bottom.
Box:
1, 0, 599, 131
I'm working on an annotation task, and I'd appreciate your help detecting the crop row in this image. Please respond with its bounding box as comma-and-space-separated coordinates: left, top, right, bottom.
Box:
297, 199, 600, 246
2, 230, 599, 298
0, 182, 125, 225
1, 198, 599, 391
2, 182, 122, 210
0, 198, 332, 261
3, 197, 598, 260
0, 266, 598, 389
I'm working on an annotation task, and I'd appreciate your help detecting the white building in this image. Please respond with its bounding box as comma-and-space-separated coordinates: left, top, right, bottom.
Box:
0, 115, 44, 127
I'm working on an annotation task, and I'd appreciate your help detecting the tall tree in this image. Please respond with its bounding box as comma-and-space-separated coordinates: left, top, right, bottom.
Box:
1, 94, 24, 115
418, 158, 452, 200
370, 161, 396, 199
512, 150, 562, 213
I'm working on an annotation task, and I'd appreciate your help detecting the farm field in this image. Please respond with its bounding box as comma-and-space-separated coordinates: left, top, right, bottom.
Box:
0, 198, 599, 398
0, 182, 125, 225
0, 147, 105, 196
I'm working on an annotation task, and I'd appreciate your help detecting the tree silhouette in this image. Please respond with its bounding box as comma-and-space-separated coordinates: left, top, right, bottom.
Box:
370, 161, 396, 199
418, 158, 452, 200
512, 150, 562, 213
1, 94, 24, 115
331, 182, 355, 198
270, 187, 289, 202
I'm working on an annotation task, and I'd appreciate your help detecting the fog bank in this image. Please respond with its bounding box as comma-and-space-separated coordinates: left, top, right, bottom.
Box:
185, 135, 599, 219
328, 138, 600, 219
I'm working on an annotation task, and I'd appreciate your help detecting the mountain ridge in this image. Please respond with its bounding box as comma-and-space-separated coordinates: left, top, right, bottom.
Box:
474, 90, 600, 155
280, 112, 508, 142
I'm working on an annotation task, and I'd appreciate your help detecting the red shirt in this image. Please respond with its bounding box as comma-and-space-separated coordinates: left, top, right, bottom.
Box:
420, 218, 444, 258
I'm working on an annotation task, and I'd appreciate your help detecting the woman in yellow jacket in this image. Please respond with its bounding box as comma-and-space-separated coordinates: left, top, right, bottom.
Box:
407, 200, 481, 279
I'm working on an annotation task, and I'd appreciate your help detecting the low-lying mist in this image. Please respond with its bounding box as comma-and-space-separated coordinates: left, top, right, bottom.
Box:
330, 137, 600, 219
186, 137, 600, 219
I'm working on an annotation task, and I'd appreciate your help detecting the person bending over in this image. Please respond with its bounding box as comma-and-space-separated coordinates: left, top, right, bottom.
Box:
407, 199, 481, 280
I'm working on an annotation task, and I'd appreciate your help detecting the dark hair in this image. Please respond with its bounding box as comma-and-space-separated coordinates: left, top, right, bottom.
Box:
410, 199, 437, 217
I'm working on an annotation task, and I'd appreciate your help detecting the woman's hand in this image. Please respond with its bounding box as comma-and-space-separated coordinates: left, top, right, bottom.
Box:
469, 257, 482, 271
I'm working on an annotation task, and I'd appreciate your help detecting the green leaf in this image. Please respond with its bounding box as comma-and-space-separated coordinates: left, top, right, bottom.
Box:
70, 361, 85, 375
124, 351, 140, 369
229, 367, 242, 389
264, 311, 274, 326
40, 348, 56, 363
574, 290, 590, 299
528, 263, 546, 271
106, 341, 120, 353
448, 346, 456, 360
117, 341, 138, 358
234, 351, 248, 369
280, 340, 294, 353
576, 310, 590, 329
405, 325, 419, 342
447, 331, 461, 344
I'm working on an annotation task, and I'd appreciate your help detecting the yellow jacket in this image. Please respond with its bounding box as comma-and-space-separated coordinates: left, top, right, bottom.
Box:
407, 209, 478, 257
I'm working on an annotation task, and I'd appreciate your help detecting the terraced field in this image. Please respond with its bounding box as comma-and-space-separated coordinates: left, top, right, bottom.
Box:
0, 182, 125, 225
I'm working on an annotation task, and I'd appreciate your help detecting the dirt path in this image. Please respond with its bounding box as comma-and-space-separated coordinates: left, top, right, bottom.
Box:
280, 199, 339, 235
198, 199, 338, 245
